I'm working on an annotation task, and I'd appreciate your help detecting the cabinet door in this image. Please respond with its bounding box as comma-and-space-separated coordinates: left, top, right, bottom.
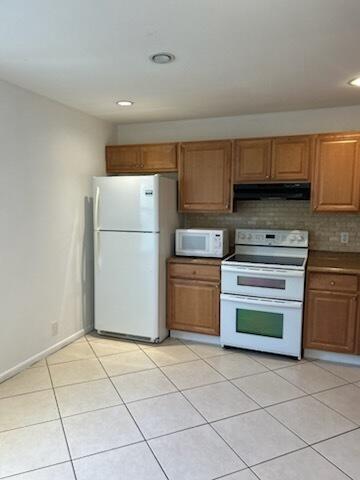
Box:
167, 278, 220, 335
234, 139, 271, 182
106, 146, 141, 173
179, 141, 232, 212
141, 143, 178, 172
106, 143, 178, 174
271, 136, 311, 181
304, 290, 357, 353
312, 135, 360, 212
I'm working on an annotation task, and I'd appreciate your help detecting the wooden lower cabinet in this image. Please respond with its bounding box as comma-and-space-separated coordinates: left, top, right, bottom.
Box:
167, 258, 220, 336
304, 276, 358, 353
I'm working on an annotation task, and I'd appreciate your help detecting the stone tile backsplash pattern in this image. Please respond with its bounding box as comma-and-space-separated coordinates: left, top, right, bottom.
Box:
183, 200, 360, 252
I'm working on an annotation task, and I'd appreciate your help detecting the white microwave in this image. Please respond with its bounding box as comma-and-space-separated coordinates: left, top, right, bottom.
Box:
175, 229, 229, 258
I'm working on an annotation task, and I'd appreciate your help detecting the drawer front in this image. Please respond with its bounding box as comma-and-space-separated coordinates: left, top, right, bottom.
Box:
308, 273, 358, 292
168, 263, 220, 281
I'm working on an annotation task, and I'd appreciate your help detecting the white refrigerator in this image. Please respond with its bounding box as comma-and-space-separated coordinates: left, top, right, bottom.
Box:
93, 175, 178, 342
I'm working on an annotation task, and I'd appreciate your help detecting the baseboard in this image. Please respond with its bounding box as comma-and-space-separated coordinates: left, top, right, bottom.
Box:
170, 330, 221, 345
304, 348, 360, 366
0, 325, 93, 383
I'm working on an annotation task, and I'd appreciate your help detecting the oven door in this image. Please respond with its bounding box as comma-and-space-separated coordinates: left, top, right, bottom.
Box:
221, 265, 304, 301
220, 294, 303, 358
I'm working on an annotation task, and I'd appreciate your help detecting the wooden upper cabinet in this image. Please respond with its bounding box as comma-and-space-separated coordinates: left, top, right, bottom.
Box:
140, 143, 178, 171
271, 136, 311, 181
234, 135, 312, 183
106, 143, 178, 174
312, 134, 360, 212
179, 140, 232, 212
234, 139, 271, 182
106, 145, 141, 173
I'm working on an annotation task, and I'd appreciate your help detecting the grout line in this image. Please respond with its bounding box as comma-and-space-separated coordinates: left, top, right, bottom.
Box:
159, 341, 360, 479
0, 461, 75, 480
44, 356, 78, 480
86, 337, 170, 480
140, 345, 254, 471
2, 335, 360, 479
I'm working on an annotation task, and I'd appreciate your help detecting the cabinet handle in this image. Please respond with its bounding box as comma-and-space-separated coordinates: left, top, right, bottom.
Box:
192, 270, 197, 275
330, 281, 335, 286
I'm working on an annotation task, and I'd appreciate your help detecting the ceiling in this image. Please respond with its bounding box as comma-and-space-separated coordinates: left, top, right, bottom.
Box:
1, 0, 360, 124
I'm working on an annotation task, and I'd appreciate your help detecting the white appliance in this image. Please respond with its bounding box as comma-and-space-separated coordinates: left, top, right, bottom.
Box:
175, 228, 229, 258
93, 175, 178, 343
221, 229, 308, 359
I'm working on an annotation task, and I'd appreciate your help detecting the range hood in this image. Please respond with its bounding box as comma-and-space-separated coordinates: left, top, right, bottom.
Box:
233, 183, 311, 201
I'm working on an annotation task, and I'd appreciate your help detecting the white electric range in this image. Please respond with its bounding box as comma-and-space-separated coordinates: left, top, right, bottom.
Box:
221, 229, 308, 359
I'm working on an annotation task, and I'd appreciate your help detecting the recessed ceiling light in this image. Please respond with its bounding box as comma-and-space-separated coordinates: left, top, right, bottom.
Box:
116, 100, 134, 106
349, 77, 360, 87
150, 52, 175, 64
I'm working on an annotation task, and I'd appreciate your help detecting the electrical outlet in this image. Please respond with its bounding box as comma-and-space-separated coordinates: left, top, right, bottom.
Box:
340, 232, 349, 244
51, 322, 58, 336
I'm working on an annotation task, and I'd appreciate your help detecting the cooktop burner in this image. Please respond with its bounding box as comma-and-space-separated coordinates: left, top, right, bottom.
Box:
226, 254, 305, 267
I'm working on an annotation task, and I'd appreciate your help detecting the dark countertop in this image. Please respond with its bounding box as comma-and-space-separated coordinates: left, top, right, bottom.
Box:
168, 256, 222, 266
307, 250, 360, 275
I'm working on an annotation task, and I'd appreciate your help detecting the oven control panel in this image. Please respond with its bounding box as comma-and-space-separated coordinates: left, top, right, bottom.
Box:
235, 229, 308, 248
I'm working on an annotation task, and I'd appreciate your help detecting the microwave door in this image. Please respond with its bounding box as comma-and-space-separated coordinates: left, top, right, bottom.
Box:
178, 232, 210, 256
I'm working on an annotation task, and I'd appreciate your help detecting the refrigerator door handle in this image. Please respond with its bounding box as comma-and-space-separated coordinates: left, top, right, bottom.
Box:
94, 186, 100, 231
95, 230, 101, 269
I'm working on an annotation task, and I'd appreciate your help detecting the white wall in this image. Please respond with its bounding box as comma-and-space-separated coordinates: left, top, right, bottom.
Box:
0, 79, 114, 378
116, 104, 360, 143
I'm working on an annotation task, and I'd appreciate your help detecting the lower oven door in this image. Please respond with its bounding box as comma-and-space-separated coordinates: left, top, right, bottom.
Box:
220, 294, 303, 358
221, 265, 304, 301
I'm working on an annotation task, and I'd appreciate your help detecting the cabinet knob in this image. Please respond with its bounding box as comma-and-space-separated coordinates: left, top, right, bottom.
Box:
192, 270, 196, 275
266, 175, 270, 179
330, 281, 335, 286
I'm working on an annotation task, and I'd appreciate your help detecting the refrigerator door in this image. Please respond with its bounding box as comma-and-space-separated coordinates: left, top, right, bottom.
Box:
93, 175, 159, 232
94, 231, 159, 340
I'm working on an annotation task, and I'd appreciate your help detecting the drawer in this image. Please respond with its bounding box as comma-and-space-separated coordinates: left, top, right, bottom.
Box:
168, 263, 220, 282
308, 273, 358, 292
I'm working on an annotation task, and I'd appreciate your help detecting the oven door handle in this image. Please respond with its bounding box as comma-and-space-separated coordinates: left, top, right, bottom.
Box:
220, 294, 302, 309
221, 265, 304, 277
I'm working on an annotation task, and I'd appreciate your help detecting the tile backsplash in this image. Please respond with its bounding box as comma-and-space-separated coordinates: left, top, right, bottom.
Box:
183, 200, 360, 252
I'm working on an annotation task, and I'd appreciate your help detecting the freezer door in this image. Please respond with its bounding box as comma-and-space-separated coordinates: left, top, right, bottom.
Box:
94, 231, 159, 340
93, 176, 159, 232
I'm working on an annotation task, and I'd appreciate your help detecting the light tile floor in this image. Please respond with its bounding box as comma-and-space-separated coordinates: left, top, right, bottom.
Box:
0, 334, 360, 479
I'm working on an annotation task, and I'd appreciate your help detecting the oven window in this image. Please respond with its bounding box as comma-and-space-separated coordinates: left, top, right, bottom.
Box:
182, 235, 206, 251
237, 276, 286, 290
236, 309, 284, 338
